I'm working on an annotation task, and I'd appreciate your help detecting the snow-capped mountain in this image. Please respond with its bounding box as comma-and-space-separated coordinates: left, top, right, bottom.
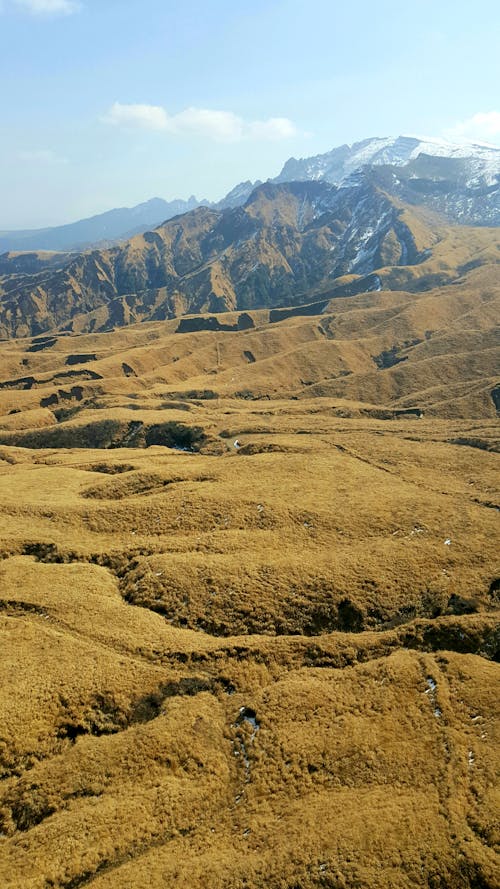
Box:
274, 135, 500, 188
272, 136, 500, 225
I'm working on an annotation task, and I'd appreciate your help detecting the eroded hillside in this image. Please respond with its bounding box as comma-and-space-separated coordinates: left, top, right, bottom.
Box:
0, 261, 498, 429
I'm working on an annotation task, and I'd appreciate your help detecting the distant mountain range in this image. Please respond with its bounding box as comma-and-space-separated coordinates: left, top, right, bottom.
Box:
1, 136, 498, 254
0, 196, 202, 254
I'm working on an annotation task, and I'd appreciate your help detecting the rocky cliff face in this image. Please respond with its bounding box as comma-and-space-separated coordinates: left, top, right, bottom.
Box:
368, 155, 500, 226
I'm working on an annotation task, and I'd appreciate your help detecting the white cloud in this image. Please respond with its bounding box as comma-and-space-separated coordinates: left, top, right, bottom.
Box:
19, 148, 69, 164
14, 0, 81, 15
103, 102, 298, 143
102, 103, 169, 132
444, 111, 500, 145
169, 108, 245, 142
247, 117, 298, 141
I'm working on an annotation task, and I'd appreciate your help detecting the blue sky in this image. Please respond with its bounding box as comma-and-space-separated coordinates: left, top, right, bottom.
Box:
1, 0, 499, 228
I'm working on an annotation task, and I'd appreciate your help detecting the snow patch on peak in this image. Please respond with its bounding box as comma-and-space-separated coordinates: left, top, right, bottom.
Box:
274, 135, 500, 189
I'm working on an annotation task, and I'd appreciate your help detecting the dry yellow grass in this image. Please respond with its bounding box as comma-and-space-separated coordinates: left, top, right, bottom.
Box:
0, 278, 498, 887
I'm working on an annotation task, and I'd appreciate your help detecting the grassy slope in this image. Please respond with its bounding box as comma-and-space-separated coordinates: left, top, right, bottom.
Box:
0, 268, 498, 887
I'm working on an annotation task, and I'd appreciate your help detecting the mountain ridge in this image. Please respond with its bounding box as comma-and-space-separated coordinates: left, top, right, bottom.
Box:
0, 177, 440, 338
1, 171, 499, 340
2, 134, 498, 253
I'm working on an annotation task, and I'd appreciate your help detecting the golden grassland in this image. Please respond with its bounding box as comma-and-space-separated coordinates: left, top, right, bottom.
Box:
0, 276, 498, 887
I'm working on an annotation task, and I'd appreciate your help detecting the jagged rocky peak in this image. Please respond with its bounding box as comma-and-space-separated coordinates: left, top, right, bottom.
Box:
217, 180, 262, 209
